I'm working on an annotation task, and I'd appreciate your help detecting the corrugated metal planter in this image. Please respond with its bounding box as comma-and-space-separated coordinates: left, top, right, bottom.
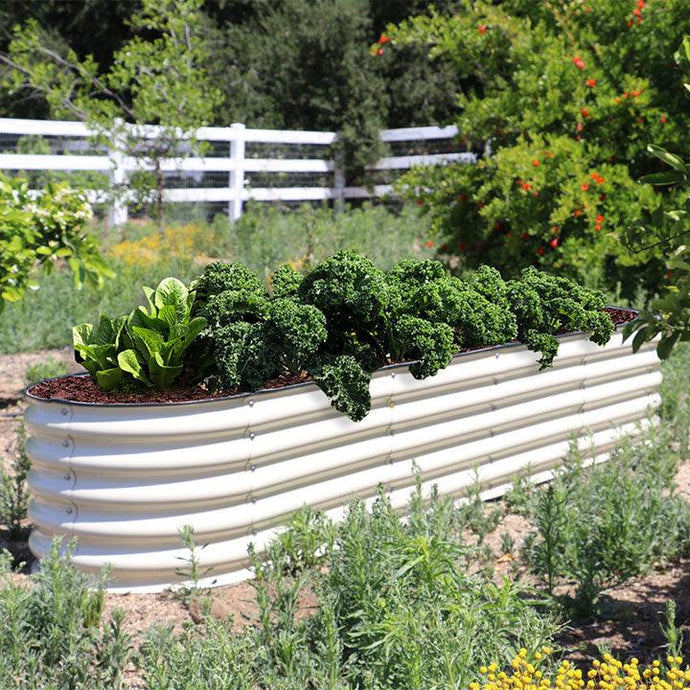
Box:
25, 326, 661, 592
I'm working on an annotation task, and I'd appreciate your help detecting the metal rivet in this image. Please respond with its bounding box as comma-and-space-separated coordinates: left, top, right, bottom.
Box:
248, 399, 254, 407
64, 473, 71, 481
388, 399, 395, 408
390, 372, 396, 378
60, 407, 68, 416
250, 464, 256, 472
249, 432, 256, 440
62, 439, 70, 448
251, 497, 257, 504
252, 529, 258, 536
65, 507, 73, 515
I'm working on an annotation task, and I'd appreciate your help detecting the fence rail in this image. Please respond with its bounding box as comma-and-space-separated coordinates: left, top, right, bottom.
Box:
0, 117, 475, 224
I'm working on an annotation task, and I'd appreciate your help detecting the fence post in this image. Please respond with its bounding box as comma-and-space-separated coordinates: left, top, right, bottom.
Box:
229, 122, 246, 222
333, 166, 345, 215
107, 118, 128, 226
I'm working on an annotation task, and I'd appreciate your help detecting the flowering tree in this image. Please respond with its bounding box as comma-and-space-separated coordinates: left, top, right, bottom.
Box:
387, 0, 690, 299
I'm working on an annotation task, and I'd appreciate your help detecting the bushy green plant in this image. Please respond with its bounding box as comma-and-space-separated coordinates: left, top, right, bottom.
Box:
507, 267, 614, 368
138, 490, 558, 689
387, 0, 690, 298
622, 37, 690, 360
0, 424, 30, 542
24, 356, 68, 385
523, 424, 690, 617
73, 277, 206, 391
0, 174, 109, 314
0, 539, 130, 689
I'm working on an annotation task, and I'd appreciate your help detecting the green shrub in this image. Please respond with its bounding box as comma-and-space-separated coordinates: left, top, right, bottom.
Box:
388, 0, 690, 298
0, 174, 110, 315
138, 491, 558, 689
0, 424, 30, 542
523, 423, 690, 618
24, 357, 68, 385
0, 540, 130, 689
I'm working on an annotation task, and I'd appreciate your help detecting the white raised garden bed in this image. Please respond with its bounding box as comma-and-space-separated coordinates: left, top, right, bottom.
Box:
25, 327, 660, 592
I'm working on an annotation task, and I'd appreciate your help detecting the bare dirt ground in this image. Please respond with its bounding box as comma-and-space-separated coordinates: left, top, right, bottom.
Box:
2, 348, 689, 666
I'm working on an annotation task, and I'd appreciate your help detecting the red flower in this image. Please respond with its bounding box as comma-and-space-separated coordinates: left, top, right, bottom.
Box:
631, 89, 642, 97
521, 232, 529, 240
661, 116, 667, 124
549, 238, 559, 249
633, 8, 641, 16
459, 193, 467, 201
416, 197, 423, 206
376, 48, 384, 56
637, 0, 645, 7
425, 240, 434, 248
596, 214, 604, 223
478, 24, 488, 35
595, 223, 602, 231
615, 97, 621, 104
522, 182, 532, 191
378, 34, 390, 44
573, 56, 585, 69
582, 183, 590, 191
586, 79, 597, 88
532, 159, 540, 167
532, 191, 539, 197
459, 242, 466, 251
637, 117, 643, 124
547, 152, 554, 158
581, 108, 590, 118
537, 247, 545, 256
576, 123, 584, 133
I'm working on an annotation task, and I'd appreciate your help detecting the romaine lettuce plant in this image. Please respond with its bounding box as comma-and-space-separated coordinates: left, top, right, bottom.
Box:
73, 277, 205, 390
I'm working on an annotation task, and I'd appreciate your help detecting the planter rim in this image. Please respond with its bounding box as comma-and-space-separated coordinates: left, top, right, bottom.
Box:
25, 307, 636, 409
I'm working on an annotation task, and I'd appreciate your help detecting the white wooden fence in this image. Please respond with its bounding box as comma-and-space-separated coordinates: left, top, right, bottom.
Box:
0, 117, 476, 224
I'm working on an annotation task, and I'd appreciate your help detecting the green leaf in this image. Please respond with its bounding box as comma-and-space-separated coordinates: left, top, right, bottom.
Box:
148, 352, 183, 389
154, 277, 188, 314
657, 333, 679, 360
117, 349, 153, 387
647, 144, 687, 173
639, 171, 685, 186
72, 322, 94, 347
95, 367, 122, 390
131, 326, 165, 359
631, 326, 650, 353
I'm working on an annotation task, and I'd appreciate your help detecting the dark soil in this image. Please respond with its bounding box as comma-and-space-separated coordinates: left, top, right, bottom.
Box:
27, 308, 637, 405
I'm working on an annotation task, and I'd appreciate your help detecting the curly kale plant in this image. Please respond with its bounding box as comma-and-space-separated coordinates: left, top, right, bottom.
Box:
507, 267, 615, 368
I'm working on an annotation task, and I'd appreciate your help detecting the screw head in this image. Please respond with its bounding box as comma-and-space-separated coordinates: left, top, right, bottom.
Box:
65, 507, 73, 515
248, 399, 255, 407
60, 407, 68, 416
250, 464, 256, 472
62, 439, 70, 448
64, 473, 71, 481
249, 432, 256, 440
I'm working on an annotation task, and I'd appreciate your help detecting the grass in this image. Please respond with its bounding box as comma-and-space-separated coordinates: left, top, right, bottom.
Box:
0, 202, 432, 353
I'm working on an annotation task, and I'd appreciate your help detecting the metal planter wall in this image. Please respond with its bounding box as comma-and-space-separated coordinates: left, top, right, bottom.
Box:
25, 329, 661, 592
